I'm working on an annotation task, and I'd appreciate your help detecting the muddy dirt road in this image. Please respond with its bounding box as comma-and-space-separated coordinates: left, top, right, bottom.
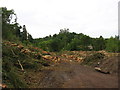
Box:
30, 62, 118, 88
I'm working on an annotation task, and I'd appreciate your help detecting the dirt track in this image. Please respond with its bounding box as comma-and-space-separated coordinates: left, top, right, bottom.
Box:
25, 53, 119, 88
34, 62, 118, 88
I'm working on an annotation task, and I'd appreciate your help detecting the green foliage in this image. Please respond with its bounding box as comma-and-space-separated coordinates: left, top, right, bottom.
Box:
1, 7, 15, 24
3, 70, 27, 88
82, 53, 105, 65
59, 28, 69, 34
49, 38, 62, 52
2, 45, 27, 88
1, 7, 120, 88
92, 36, 106, 51
2, 7, 20, 41
2, 7, 120, 53
37, 40, 52, 51
28, 33, 33, 42
65, 38, 80, 51
105, 37, 119, 52
33, 29, 120, 52
2, 43, 50, 88
34, 30, 93, 52
2, 7, 33, 47
21, 25, 27, 41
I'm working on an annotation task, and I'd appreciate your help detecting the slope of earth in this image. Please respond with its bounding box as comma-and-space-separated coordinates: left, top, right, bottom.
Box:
2, 41, 52, 88
2, 41, 119, 88
16, 49, 120, 88
25, 52, 119, 88
54, 51, 119, 74
99, 56, 119, 75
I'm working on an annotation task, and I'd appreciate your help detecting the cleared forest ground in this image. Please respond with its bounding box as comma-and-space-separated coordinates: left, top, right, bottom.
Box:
25, 52, 119, 88
2, 41, 119, 88
26, 61, 118, 88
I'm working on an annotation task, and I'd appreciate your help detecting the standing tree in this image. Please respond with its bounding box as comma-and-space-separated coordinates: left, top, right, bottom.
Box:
28, 33, 33, 42
92, 36, 105, 51
22, 25, 27, 41
13, 23, 22, 38
105, 37, 119, 52
49, 38, 62, 52
2, 7, 21, 41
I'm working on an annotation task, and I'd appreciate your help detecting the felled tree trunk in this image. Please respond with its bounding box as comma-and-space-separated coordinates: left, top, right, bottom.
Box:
18, 60, 24, 71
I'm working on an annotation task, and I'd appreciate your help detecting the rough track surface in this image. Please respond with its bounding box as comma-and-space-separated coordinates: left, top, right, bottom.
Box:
27, 62, 118, 88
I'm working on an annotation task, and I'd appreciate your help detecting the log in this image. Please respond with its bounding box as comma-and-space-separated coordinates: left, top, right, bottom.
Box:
11, 49, 25, 72
95, 67, 110, 74
18, 60, 24, 71
0, 84, 7, 88
11, 49, 16, 56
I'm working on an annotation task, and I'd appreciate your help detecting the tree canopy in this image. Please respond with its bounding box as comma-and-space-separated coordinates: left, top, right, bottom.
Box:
1, 7, 120, 52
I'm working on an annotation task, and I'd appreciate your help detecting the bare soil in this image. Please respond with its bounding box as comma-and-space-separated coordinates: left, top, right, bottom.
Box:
25, 62, 118, 88
24, 52, 119, 88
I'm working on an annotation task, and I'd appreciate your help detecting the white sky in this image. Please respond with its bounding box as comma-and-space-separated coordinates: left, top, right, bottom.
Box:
0, 0, 119, 38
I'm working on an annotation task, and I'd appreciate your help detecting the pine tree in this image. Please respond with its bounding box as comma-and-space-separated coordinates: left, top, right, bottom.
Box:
22, 25, 27, 41
28, 33, 33, 42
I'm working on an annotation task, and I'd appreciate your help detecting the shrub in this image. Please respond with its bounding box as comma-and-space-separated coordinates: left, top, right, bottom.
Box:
82, 53, 105, 65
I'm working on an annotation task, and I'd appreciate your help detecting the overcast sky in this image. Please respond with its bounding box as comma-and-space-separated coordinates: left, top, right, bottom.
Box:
0, 0, 119, 38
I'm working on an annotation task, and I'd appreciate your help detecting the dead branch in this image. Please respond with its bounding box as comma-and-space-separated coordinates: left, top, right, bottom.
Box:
11, 49, 24, 72
11, 49, 16, 56
18, 60, 24, 72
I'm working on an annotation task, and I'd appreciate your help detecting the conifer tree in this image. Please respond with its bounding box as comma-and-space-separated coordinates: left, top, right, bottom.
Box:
22, 25, 27, 41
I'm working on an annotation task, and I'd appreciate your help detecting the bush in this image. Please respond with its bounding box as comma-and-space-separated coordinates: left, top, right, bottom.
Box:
82, 53, 105, 65
2, 42, 48, 88
2, 70, 27, 88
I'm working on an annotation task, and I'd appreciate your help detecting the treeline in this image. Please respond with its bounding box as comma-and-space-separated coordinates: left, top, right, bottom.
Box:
1, 7, 120, 52
34, 28, 120, 52
1, 7, 33, 44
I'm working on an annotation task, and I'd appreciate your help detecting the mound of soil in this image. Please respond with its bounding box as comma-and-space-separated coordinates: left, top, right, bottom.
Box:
99, 56, 119, 75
